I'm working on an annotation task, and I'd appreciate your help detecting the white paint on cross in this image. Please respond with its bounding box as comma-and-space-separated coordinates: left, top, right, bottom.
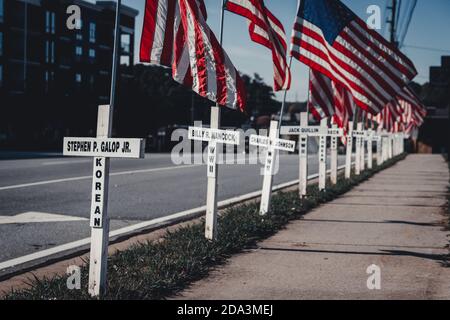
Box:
280, 113, 344, 194
354, 123, 364, 175
187, 109, 240, 240
345, 121, 354, 179
249, 121, 296, 215
330, 124, 339, 185
62, 105, 145, 297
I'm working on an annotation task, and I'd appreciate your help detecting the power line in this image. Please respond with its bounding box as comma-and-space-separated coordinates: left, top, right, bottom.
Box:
403, 44, 450, 53
398, 0, 417, 48
396, 0, 410, 43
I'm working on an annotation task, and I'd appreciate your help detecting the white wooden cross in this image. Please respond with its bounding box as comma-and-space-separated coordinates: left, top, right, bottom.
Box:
250, 120, 296, 215
63, 105, 145, 297
281, 113, 343, 193
375, 133, 383, 166
317, 119, 328, 190
388, 133, 394, 159
344, 121, 354, 179
366, 130, 381, 169
360, 126, 366, 172
330, 124, 339, 185
187, 110, 240, 240
352, 123, 366, 175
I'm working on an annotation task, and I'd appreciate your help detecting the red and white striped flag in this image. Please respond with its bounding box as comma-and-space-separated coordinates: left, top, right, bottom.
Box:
289, 0, 417, 115
307, 69, 354, 139
225, 0, 291, 91
140, 0, 246, 111
397, 87, 426, 126
308, 69, 335, 120
332, 81, 355, 136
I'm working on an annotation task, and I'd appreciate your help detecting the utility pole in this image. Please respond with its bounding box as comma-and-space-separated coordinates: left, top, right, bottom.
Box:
388, 0, 398, 47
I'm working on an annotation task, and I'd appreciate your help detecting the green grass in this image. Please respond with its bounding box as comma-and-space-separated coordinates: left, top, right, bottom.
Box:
4, 154, 406, 300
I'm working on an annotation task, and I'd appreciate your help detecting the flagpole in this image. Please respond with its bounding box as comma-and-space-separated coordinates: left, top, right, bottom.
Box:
205, 0, 226, 240
278, 56, 293, 125
109, 0, 122, 115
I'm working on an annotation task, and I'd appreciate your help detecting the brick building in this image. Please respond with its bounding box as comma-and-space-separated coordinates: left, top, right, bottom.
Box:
0, 0, 138, 149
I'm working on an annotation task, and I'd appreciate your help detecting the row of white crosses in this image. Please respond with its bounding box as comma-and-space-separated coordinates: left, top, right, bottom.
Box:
280, 114, 344, 194
62, 105, 403, 297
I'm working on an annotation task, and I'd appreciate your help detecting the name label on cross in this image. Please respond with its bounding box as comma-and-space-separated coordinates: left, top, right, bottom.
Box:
280, 126, 327, 136
188, 127, 240, 145
352, 130, 367, 138
63, 137, 145, 159
327, 128, 344, 137
249, 135, 296, 152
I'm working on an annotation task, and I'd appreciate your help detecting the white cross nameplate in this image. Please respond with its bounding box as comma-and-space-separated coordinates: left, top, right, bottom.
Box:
280, 126, 327, 136
188, 126, 240, 178
352, 130, 367, 138
249, 135, 296, 152
63, 136, 145, 228
188, 127, 240, 145
63, 137, 145, 159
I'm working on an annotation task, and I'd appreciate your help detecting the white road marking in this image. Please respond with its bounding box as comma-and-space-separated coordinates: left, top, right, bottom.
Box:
0, 164, 203, 191
0, 212, 87, 225
0, 164, 349, 272
42, 160, 91, 166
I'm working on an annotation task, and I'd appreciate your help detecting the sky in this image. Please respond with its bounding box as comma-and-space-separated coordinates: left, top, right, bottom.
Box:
113, 0, 450, 102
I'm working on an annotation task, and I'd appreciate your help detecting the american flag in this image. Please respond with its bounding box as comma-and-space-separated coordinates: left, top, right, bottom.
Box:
396, 87, 426, 126
307, 69, 355, 138
225, 0, 291, 91
290, 0, 417, 115
308, 69, 335, 120
140, 0, 246, 111
332, 81, 355, 134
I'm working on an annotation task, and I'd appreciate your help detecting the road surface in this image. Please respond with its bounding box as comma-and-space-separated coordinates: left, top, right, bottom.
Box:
0, 151, 347, 272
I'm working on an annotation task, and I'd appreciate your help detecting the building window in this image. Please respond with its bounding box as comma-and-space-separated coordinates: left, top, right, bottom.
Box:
51, 42, 55, 63
45, 41, 55, 63
45, 41, 49, 63
46, 11, 56, 34
89, 23, 96, 43
0, 0, 3, 23
44, 71, 49, 92
0, 32, 2, 56
121, 34, 131, 54
89, 49, 96, 59
75, 73, 82, 83
76, 33, 83, 41
75, 46, 83, 56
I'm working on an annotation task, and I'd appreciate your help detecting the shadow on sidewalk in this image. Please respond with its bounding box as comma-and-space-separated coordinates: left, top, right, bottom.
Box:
300, 218, 442, 227
259, 247, 447, 263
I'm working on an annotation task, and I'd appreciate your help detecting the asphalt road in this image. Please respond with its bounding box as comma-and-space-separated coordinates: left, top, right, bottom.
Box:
0, 150, 347, 267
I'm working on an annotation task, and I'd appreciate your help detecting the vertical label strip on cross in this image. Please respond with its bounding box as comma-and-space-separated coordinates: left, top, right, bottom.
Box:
318, 119, 327, 191
367, 131, 373, 169
260, 120, 279, 215
355, 123, 362, 175
90, 157, 108, 228
205, 106, 220, 240
330, 124, 338, 185
345, 121, 353, 179
299, 112, 308, 198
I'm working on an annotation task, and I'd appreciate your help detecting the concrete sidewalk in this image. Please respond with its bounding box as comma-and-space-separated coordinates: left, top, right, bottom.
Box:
176, 155, 450, 300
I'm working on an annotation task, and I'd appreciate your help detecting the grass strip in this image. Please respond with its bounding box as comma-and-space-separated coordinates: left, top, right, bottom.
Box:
4, 154, 406, 300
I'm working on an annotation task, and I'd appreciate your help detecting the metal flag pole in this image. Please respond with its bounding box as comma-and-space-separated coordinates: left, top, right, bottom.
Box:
278, 57, 293, 125
205, 0, 226, 240
109, 0, 122, 113
88, 0, 121, 297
